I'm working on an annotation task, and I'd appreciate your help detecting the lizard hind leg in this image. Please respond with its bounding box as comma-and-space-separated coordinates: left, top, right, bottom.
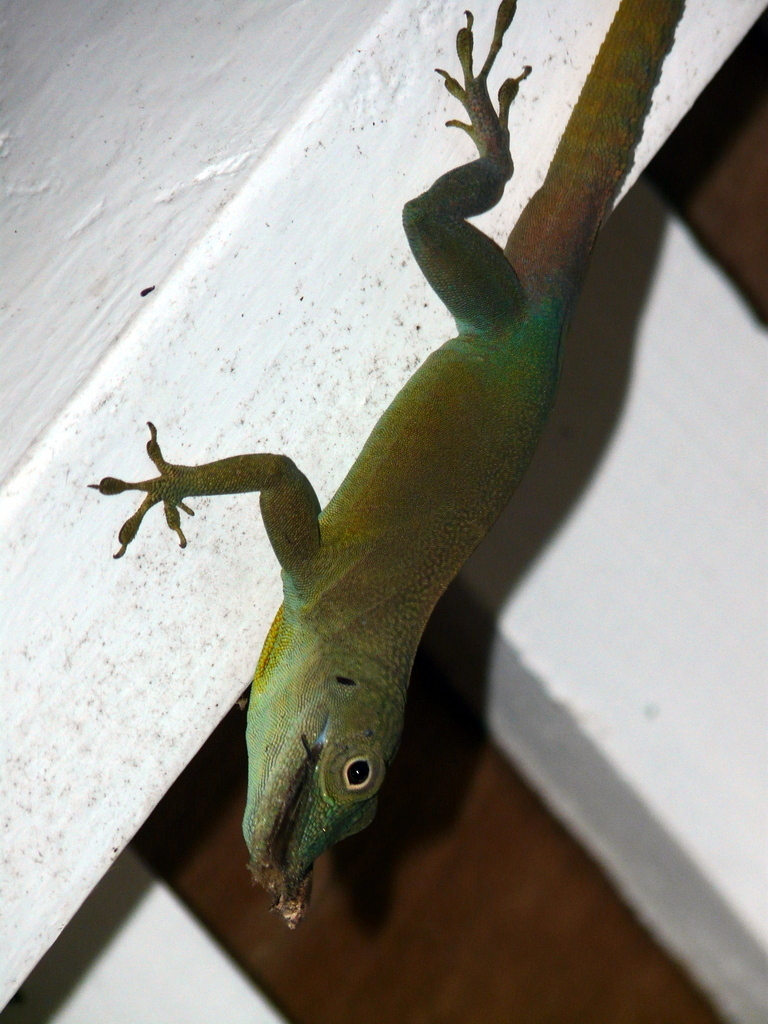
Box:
403, 1, 531, 339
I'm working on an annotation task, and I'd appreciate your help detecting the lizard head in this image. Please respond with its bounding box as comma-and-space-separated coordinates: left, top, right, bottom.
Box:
242, 605, 406, 927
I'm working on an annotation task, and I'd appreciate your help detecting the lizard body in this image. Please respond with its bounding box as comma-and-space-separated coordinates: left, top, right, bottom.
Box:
93, 0, 685, 924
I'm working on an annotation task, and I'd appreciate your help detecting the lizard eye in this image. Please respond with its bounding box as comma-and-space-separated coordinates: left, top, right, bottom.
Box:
323, 749, 384, 801
344, 758, 370, 789
335, 675, 356, 686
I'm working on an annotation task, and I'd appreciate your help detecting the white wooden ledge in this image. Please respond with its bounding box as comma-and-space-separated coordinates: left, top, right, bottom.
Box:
0, 850, 287, 1024
1, 0, 764, 1016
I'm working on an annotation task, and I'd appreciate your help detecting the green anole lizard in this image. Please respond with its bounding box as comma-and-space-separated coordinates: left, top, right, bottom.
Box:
92, 0, 685, 926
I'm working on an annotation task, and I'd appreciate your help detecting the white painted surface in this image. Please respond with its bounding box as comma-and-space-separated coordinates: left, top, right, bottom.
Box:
0, 0, 763, 1012
429, 179, 767, 1022
0, 0, 393, 487
0, 849, 288, 1024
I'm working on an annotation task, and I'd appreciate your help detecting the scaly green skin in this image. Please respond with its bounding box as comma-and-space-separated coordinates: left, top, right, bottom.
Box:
93, 0, 685, 925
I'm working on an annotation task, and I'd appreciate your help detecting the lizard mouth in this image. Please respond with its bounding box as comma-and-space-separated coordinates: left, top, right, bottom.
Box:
248, 724, 327, 928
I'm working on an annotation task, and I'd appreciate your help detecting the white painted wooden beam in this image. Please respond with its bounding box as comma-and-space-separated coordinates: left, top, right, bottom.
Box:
0, 0, 394, 487
1, 0, 764, 1012
0, 849, 288, 1024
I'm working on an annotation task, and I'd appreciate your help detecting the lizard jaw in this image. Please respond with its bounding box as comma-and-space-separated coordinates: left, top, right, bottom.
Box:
247, 725, 326, 927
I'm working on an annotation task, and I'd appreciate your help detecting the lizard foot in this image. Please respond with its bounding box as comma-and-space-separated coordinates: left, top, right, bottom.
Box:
436, 0, 531, 174
89, 422, 195, 558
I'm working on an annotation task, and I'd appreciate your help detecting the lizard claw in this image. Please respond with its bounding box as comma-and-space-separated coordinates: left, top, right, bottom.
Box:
478, 0, 518, 80
498, 65, 531, 130
435, 67, 467, 104
437, 0, 528, 168
163, 500, 188, 550
455, 12, 475, 84
90, 423, 195, 557
113, 494, 160, 559
445, 118, 479, 147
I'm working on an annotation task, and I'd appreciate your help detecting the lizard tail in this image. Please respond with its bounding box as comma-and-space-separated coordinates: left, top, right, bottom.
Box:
505, 0, 685, 307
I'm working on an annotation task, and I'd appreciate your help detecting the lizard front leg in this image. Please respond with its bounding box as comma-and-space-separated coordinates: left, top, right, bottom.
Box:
91, 423, 320, 584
